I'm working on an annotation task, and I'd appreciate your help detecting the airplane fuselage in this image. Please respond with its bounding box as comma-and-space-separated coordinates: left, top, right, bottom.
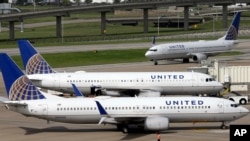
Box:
27, 72, 223, 96
145, 40, 237, 61
9, 96, 248, 124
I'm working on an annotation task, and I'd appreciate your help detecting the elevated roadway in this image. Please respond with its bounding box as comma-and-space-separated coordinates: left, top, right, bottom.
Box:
0, 0, 249, 40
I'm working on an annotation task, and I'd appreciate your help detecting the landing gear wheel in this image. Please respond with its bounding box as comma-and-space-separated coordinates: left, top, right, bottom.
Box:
154, 61, 158, 65
183, 58, 189, 63
117, 124, 129, 133
122, 127, 128, 133
221, 122, 229, 129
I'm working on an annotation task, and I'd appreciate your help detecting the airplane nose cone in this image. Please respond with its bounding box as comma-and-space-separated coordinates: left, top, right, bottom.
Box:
218, 83, 224, 90
145, 51, 151, 58
241, 107, 249, 115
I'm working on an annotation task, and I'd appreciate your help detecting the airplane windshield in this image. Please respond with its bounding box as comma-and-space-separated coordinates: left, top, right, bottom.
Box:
149, 49, 158, 52
231, 104, 239, 108
205, 78, 215, 82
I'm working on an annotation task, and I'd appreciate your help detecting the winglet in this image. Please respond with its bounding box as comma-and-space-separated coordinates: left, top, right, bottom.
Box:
17, 40, 56, 74
71, 83, 84, 97
95, 101, 108, 115
0, 53, 46, 101
220, 12, 241, 40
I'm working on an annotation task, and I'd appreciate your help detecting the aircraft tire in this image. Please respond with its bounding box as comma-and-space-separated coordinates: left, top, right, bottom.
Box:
154, 61, 158, 65
122, 127, 128, 134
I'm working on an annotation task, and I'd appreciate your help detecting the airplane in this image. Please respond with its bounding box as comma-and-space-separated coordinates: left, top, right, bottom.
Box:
0, 53, 248, 133
17, 40, 223, 96
145, 12, 241, 65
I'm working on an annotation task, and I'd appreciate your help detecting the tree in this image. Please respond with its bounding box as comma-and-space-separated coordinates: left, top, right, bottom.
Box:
0, 0, 8, 3
62, 0, 71, 6
85, 0, 92, 4
113, 0, 121, 4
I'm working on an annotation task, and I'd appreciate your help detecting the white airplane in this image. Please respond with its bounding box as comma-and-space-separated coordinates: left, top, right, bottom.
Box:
145, 12, 241, 65
17, 40, 223, 96
0, 53, 248, 133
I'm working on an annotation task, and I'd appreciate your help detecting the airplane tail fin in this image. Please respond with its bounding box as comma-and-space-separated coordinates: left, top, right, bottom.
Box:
17, 40, 56, 75
0, 53, 46, 101
152, 36, 156, 46
219, 12, 241, 40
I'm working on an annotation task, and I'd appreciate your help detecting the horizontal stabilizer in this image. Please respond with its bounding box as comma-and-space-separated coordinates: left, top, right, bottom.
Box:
0, 96, 9, 102
4, 101, 28, 107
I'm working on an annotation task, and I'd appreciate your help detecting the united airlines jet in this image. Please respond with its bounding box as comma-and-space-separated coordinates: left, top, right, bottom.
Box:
0, 53, 248, 133
145, 12, 241, 65
17, 40, 223, 96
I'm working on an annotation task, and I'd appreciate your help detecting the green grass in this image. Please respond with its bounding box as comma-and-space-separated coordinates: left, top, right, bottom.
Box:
10, 49, 242, 69
12, 48, 149, 69
0, 9, 249, 48
217, 51, 242, 56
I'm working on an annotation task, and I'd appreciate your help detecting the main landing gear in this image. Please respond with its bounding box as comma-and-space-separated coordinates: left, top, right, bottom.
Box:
221, 122, 229, 129
154, 60, 158, 65
117, 124, 129, 133
183, 58, 189, 63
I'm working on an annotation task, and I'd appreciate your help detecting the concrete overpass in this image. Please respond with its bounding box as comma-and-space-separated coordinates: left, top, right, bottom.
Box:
0, 0, 249, 40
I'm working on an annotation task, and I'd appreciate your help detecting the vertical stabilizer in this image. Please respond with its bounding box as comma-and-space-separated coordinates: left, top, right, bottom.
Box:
17, 40, 56, 75
219, 12, 241, 40
0, 53, 46, 101
152, 36, 156, 46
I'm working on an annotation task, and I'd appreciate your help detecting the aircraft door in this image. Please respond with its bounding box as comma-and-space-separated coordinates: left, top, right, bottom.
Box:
218, 102, 224, 113
53, 75, 60, 88
192, 73, 199, 87
134, 105, 147, 114
136, 78, 144, 86
34, 104, 48, 116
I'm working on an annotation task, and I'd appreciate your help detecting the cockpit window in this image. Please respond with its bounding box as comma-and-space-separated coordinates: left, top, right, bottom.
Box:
149, 49, 157, 52
231, 104, 239, 108
205, 78, 215, 82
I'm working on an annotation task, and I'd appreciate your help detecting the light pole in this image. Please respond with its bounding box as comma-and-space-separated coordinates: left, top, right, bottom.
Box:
177, 13, 179, 29
213, 14, 214, 32
158, 16, 162, 36
62, 17, 64, 43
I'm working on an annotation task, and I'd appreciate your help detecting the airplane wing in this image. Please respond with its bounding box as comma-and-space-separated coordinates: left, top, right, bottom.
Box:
95, 101, 147, 124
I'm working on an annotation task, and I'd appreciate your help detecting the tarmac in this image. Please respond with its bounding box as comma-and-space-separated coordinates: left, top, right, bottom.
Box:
0, 42, 250, 141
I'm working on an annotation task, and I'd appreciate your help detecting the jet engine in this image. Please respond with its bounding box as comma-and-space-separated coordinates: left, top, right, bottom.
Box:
101, 90, 120, 96
144, 116, 169, 131
192, 53, 207, 62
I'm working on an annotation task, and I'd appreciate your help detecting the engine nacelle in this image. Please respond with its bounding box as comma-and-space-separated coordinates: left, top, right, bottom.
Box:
101, 90, 120, 96
144, 116, 169, 131
192, 53, 207, 62
139, 91, 161, 97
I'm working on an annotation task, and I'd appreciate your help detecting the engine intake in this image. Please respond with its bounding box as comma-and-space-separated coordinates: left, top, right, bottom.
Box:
192, 53, 207, 62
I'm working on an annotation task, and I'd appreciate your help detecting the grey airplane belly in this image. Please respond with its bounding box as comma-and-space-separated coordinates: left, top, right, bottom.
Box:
42, 115, 102, 124
161, 86, 219, 95
168, 113, 246, 122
